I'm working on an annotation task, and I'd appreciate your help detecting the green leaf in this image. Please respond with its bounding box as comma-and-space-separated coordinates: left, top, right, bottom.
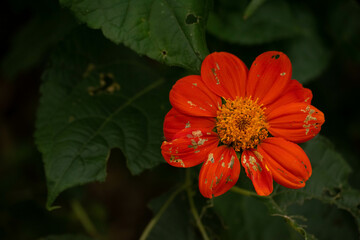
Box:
213, 193, 294, 240
40, 234, 93, 240
259, 135, 360, 238
35, 28, 171, 209
287, 199, 358, 240
261, 196, 317, 239
207, 1, 330, 83
283, 4, 330, 84
286, 36, 329, 84
145, 188, 200, 240
243, 0, 267, 20
212, 136, 360, 239
271, 136, 360, 231
60, 0, 211, 72
207, 0, 300, 45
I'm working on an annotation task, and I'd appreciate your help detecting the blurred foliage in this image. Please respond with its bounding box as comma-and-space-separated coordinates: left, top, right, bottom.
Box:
0, 0, 359, 239
207, 0, 330, 83
41, 235, 94, 240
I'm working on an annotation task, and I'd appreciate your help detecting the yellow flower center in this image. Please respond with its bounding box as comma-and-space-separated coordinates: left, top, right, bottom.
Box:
216, 97, 269, 151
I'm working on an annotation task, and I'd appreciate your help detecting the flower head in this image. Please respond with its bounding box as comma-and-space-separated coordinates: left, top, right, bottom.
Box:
161, 51, 325, 198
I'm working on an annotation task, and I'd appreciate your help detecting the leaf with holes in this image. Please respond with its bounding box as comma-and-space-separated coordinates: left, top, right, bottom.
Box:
35, 28, 171, 209
60, 0, 211, 72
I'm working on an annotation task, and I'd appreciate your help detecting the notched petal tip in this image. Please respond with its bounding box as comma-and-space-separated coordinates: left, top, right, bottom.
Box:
199, 146, 240, 198
241, 149, 273, 196
170, 75, 221, 117
161, 128, 219, 168
265, 79, 313, 112
267, 103, 325, 143
163, 108, 215, 141
258, 137, 312, 189
201, 52, 248, 100
247, 51, 292, 105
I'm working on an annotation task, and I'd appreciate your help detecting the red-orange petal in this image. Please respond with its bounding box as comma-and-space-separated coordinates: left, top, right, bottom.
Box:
170, 75, 221, 117
257, 137, 312, 189
265, 79, 313, 113
161, 128, 219, 168
199, 146, 240, 198
163, 108, 216, 141
241, 149, 273, 196
247, 51, 292, 106
201, 52, 248, 100
267, 102, 325, 143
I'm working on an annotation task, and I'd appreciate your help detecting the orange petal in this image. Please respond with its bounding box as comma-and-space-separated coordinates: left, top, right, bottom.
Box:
161, 128, 219, 168
267, 102, 325, 143
170, 75, 221, 117
257, 137, 312, 189
201, 52, 248, 100
163, 108, 216, 141
265, 79, 313, 113
199, 146, 240, 198
241, 149, 273, 196
247, 51, 292, 105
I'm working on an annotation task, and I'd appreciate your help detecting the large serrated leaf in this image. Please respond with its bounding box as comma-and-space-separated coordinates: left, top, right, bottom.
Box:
213, 193, 293, 240
212, 136, 360, 239
59, 0, 211, 72
35, 28, 171, 209
271, 136, 360, 233
253, 135, 360, 239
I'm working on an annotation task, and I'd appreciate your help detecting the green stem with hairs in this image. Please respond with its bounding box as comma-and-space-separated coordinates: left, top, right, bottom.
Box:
139, 184, 187, 240
230, 186, 262, 197
70, 200, 102, 240
186, 169, 210, 240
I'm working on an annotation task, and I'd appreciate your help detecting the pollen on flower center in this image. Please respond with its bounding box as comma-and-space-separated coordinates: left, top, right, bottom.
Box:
216, 97, 269, 151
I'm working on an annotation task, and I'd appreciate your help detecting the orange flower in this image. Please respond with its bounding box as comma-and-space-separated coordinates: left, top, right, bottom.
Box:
161, 51, 325, 198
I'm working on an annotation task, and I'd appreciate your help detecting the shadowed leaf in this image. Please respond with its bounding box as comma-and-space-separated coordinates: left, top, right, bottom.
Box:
207, 0, 299, 45
243, 0, 267, 20
35, 28, 171, 208
60, 0, 212, 72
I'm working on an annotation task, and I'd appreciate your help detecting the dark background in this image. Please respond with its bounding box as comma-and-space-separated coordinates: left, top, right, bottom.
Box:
0, 0, 359, 239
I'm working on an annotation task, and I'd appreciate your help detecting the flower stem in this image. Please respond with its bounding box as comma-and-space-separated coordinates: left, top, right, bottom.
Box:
230, 186, 261, 197
139, 184, 186, 240
70, 199, 102, 239
185, 169, 210, 240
